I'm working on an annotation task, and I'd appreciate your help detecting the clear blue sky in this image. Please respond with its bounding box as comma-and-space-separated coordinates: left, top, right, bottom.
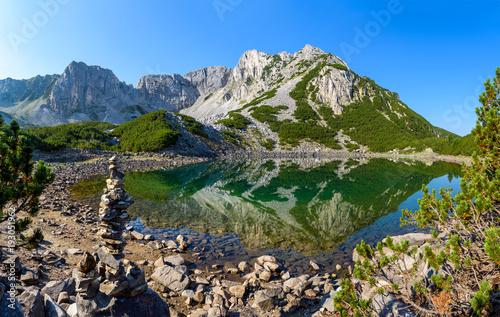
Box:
0, 0, 498, 135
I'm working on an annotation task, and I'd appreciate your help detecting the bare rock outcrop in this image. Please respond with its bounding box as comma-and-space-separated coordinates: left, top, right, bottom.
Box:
184, 66, 232, 96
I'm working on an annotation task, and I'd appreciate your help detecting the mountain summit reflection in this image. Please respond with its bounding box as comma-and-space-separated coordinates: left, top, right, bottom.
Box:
73, 158, 461, 257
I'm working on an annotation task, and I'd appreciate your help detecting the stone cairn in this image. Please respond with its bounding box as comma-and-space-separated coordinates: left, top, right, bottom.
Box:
75, 156, 147, 298
74, 251, 99, 298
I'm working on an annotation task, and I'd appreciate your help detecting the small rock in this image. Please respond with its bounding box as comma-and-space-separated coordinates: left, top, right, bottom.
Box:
258, 270, 272, 282
67, 249, 84, 255
238, 261, 250, 272
304, 289, 317, 297
310, 261, 320, 271
182, 290, 195, 298
130, 231, 144, 241
57, 292, 70, 305
21, 269, 39, 285
77, 252, 96, 273
229, 284, 246, 298
256, 255, 277, 265
154, 256, 166, 268
194, 292, 205, 304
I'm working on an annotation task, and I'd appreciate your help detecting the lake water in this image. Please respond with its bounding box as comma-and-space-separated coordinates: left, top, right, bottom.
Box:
72, 157, 462, 276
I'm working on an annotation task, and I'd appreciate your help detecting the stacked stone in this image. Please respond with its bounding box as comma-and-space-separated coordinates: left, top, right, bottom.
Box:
74, 251, 100, 298
97, 156, 133, 257
95, 156, 148, 297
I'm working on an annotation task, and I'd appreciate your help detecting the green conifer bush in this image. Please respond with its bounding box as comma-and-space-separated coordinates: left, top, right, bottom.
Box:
334, 68, 500, 315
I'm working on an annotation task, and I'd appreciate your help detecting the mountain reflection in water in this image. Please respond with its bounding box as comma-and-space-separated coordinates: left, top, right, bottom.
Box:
73, 158, 461, 265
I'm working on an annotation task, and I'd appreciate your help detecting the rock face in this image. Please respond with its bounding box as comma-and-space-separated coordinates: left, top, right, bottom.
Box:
0, 63, 215, 126
48, 62, 136, 119
136, 74, 200, 112
181, 44, 351, 118
183, 66, 232, 96
0, 75, 60, 107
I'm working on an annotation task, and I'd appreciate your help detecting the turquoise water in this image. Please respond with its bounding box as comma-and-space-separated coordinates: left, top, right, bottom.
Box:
74, 158, 462, 274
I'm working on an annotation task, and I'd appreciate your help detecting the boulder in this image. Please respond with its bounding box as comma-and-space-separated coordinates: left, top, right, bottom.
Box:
0, 291, 24, 317
151, 265, 189, 292
75, 288, 170, 317
293, 279, 313, 296
258, 270, 272, 282
229, 284, 246, 298
3, 256, 22, 275
252, 290, 275, 312
44, 294, 69, 317
41, 278, 76, 301
194, 291, 205, 304
20, 269, 39, 285
190, 309, 208, 317
18, 287, 44, 317
256, 255, 277, 265
260, 286, 285, 300
163, 255, 185, 267
318, 290, 337, 312
207, 305, 227, 317
371, 293, 416, 317
383, 233, 432, 247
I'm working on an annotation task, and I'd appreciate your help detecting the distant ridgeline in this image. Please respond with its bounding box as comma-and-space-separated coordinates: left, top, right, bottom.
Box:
0, 45, 477, 155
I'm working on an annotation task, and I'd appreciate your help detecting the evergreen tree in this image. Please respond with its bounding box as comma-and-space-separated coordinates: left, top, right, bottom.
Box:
335, 67, 500, 315
0, 116, 55, 247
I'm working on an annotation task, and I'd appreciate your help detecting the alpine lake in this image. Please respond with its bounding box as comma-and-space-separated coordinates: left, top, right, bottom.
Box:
70, 157, 462, 276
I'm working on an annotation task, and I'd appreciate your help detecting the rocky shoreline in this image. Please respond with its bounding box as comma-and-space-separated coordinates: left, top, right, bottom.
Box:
0, 149, 469, 316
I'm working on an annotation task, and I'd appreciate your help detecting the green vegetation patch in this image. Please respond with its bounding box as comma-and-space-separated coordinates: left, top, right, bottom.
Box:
250, 105, 288, 123
327, 63, 348, 71
294, 102, 320, 122
26, 121, 116, 151
175, 113, 208, 138
110, 110, 180, 152
235, 88, 278, 112
260, 138, 275, 151
269, 120, 340, 149
216, 113, 251, 130
221, 129, 242, 144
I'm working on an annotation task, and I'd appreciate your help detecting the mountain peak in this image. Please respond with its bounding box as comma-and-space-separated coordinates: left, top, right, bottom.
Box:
298, 44, 325, 56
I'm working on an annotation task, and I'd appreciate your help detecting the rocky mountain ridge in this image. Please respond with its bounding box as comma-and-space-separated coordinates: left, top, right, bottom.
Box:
0, 62, 231, 126
0, 44, 453, 153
